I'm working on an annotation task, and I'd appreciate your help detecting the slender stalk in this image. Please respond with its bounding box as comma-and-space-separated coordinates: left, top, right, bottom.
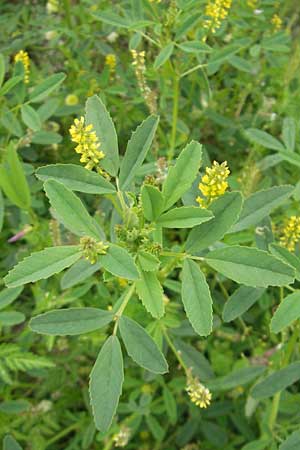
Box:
268, 324, 300, 431
113, 283, 136, 335
168, 75, 179, 161
62, 0, 72, 28
180, 63, 208, 79
44, 421, 82, 448
162, 327, 189, 373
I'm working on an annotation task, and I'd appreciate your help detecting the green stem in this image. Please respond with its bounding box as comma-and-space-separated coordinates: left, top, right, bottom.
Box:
168, 75, 179, 161
44, 421, 82, 448
113, 283, 136, 335
62, 0, 72, 28
268, 324, 300, 431
180, 63, 207, 79
162, 327, 189, 373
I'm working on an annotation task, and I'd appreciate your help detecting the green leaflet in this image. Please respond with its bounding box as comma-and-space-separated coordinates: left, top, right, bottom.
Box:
208, 366, 265, 392
222, 286, 265, 322
206, 245, 295, 287
0, 312, 25, 326
279, 431, 300, 450
136, 270, 164, 318
154, 43, 174, 69
29, 72, 66, 103
141, 184, 164, 221
174, 339, 214, 381
36, 164, 116, 195
282, 117, 296, 151
163, 387, 177, 425
251, 362, 300, 399
270, 243, 300, 281
270, 291, 300, 333
232, 185, 293, 232
21, 104, 41, 131
178, 41, 211, 54
30, 308, 113, 335
137, 251, 160, 271
244, 128, 284, 151
44, 179, 100, 239
162, 141, 202, 211
241, 439, 271, 450
0, 286, 24, 310
99, 245, 139, 280
119, 316, 168, 373
186, 192, 243, 253
181, 259, 213, 336
119, 115, 159, 190
0, 143, 31, 210
157, 206, 213, 228
5, 246, 82, 288
61, 259, 101, 289
3, 435, 23, 450
89, 336, 124, 432
85, 95, 119, 176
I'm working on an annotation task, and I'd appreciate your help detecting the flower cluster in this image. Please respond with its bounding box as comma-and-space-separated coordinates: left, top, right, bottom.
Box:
280, 216, 300, 252
65, 94, 78, 106
113, 426, 131, 447
186, 374, 212, 409
14, 50, 30, 84
196, 161, 230, 208
271, 14, 282, 31
46, 0, 59, 14
204, 0, 232, 33
131, 50, 157, 114
105, 54, 117, 77
80, 236, 108, 264
69, 116, 105, 172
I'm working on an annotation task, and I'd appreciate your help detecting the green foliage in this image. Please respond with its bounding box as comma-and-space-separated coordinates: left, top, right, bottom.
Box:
1, 0, 300, 448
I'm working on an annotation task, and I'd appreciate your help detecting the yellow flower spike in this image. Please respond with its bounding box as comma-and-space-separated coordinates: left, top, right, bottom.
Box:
14, 50, 30, 84
186, 373, 212, 409
105, 53, 117, 75
113, 426, 131, 447
280, 216, 300, 252
196, 160, 230, 208
204, 0, 232, 33
69, 116, 105, 172
271, 14, 282, 31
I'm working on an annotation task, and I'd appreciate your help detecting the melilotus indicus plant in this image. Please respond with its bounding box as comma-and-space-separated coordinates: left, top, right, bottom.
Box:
4, 95, 300, 437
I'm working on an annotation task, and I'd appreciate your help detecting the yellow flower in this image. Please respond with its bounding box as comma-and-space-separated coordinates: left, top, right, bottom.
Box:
117, 277, 128, 288
105, 53, 117, 73
204, 0, 232, 33
14, 50, 30, 84
80, 236, 108, 264
196, 161, 230, 208
65, 94, 79, 106
280, 216, 300, 252
69, 116, 105, 172
186, 374, 212, 409
271, 14, 282, 31
113, 426, 131, 447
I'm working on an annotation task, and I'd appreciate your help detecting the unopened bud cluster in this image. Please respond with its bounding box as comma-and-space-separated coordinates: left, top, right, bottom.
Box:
80, 236, 108, 264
